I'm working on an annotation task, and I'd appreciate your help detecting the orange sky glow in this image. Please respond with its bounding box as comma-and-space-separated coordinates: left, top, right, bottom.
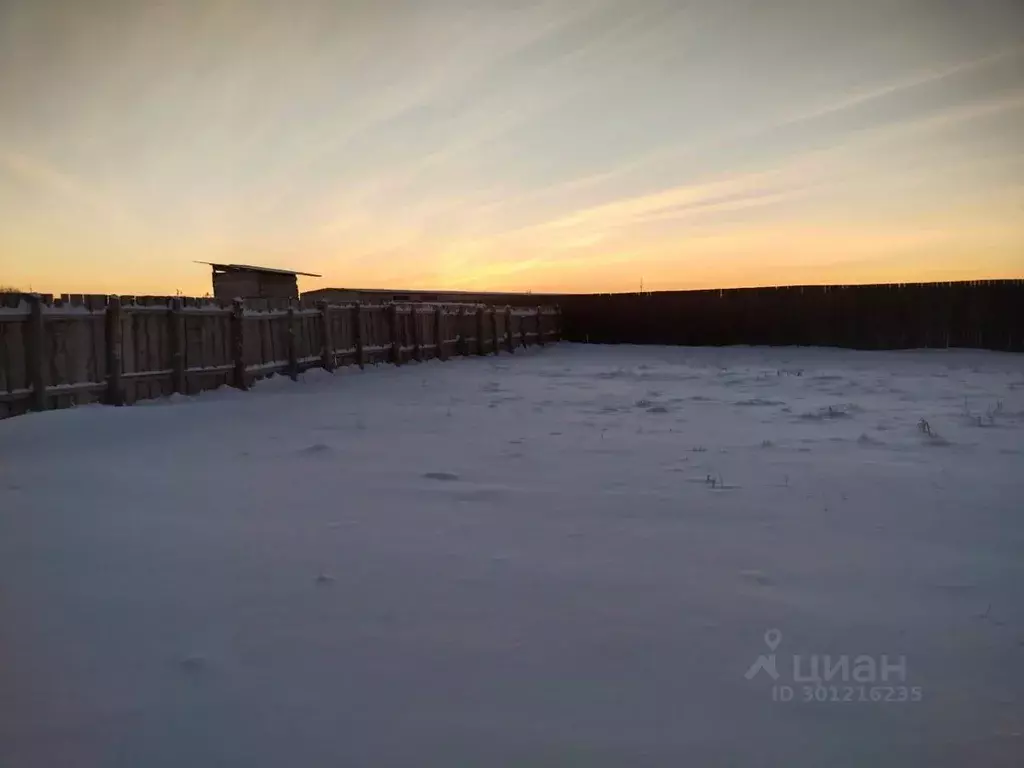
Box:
1, 1, 1022, 296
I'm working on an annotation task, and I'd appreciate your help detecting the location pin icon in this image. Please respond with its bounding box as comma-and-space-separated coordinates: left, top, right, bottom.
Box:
764, 628, 782, 651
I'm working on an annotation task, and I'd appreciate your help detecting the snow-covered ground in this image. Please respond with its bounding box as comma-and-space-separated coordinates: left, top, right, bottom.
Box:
2, 344, 1023, 767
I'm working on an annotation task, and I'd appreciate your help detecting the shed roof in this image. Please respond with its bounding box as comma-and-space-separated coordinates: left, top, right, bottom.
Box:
195, 261, 321, 277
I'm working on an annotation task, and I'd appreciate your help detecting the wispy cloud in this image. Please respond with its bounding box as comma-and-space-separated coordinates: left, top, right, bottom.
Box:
481, 85, 1024, 240
761, 44, 1024, 133
491, 44, 1024, 210
0, 145, 137, 229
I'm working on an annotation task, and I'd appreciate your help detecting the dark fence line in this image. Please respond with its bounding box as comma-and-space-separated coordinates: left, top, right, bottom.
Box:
0, 293, 561, 420
555, 280, 1024, 352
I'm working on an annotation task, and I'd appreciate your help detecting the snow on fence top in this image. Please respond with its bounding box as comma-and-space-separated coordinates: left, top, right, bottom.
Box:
0, 298, 28, 317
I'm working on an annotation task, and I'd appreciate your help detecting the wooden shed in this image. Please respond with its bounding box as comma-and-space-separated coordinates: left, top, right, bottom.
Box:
199, 263, 321, 300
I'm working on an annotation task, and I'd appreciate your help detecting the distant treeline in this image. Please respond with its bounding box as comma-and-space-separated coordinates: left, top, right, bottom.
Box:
554, 280, 1024, 351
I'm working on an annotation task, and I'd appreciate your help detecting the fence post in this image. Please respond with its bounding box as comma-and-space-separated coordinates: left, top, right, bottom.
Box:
389, 304, 402, 365
286, 303, 298, 380
435, 305, 446, 360
491, 307, 500, 355
232, 299, 248, 389
352, 303, 364, 369
410, 305, 422, 362
169, 297, 186, 394
476, 305, 487, 356
318, 301, 334, 372
105, 296, 124, 406
26, 294, 46, 412
505, 306, 514, 353
536, 305, 544, 346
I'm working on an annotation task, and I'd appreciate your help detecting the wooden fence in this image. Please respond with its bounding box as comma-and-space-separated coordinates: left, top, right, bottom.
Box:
0, 294, 561, 420
556, 280, 1024, 352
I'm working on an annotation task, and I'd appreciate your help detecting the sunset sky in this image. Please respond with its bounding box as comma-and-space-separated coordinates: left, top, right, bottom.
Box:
1, 0, 1022, 296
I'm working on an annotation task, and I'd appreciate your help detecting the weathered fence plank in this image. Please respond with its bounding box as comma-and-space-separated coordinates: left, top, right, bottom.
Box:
26, 295, 46, 411
286, 305, 299, 381
169, 299, 184, 393
505, 306, 514, 353
457, 307, 469, 356
389, 304, 402, 365
411, 306, 422, 362
231, 299, 247, 389
435, 306, 446, 360
476, 306, 487, 356
319, 301, 335, 371
353, 303, 365, 368
105, 297, 123, 406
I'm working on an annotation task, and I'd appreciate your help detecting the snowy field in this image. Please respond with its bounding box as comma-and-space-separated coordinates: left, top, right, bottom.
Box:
2, 343, 1023, 767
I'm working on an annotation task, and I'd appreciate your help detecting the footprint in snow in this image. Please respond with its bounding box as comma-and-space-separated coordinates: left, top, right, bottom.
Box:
929, 582, 978, 594
298, 443, 334, 456
179, 655, 209, 674
740, 570, 774, 586
423, 471, 460, 481
857, 433, 885, 446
